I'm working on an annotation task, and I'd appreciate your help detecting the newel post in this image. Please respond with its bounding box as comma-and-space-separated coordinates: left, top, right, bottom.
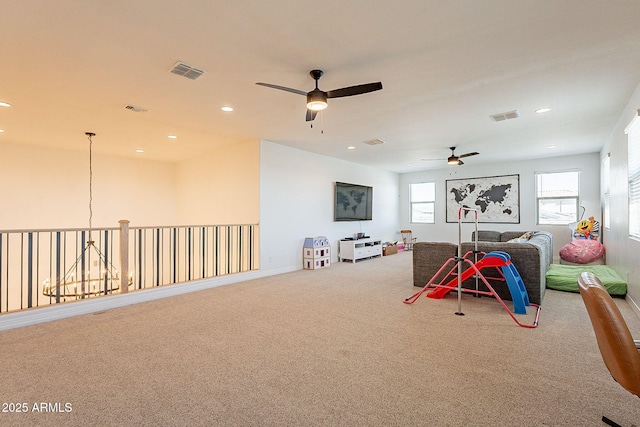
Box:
119, 220, 130, 294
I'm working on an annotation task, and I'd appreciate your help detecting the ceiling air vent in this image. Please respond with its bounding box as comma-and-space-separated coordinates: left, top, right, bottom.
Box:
490, 110, 519, 122
124, 104, 148, 113
169, 61, 204, 80
363, 139, 385, 146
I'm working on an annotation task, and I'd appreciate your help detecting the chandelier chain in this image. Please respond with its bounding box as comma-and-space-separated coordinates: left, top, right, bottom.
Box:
87, 133, 93, 241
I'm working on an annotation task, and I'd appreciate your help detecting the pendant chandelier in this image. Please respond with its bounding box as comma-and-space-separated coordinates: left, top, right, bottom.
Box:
43, 132, 128, 299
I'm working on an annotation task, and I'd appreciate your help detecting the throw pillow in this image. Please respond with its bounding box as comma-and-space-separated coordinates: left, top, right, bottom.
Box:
508, 231, 534, 243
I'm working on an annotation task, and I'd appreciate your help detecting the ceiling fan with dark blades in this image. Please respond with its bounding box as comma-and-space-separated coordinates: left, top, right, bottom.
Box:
256, 69, 383, 122
420, 147, 480, 166
447, 146, 479, 165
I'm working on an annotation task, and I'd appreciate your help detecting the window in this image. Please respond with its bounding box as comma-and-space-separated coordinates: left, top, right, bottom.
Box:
410, 182, 435, 223
626, 112, 640, 238
603, 153, 610, 229
535, 171, 580, 225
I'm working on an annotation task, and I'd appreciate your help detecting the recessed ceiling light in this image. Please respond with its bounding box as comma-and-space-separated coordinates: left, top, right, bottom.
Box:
135, 149, 144, 153
221, 106, 234, 112
347, 146, 355, 150
547, 145, 556, 149
0, 129, 4, 133
536, 107, 552, 114
168, 135, 177, 139
0, 101, 11, 108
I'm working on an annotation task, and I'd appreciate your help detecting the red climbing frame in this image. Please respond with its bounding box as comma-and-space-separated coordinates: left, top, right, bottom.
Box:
403, 207, 540, 328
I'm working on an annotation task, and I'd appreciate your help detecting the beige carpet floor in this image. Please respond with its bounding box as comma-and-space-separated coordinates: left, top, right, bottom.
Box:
0, 251, 639, 426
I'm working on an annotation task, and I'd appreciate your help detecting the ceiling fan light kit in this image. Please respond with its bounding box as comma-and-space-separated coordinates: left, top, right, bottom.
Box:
441, 146, 480, 166
306, 89, 328, 111
256, 69, 382, 121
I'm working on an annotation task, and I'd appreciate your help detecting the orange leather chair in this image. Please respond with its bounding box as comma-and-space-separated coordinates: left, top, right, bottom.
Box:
578, 272, 640, 426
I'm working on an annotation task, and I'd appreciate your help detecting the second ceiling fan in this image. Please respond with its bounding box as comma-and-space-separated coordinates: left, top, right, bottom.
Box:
447, 146, 479, 165
256, 69, 383, 122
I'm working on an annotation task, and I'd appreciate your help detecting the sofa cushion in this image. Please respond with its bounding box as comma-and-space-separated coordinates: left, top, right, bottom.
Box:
412, 242, 457, 287
471, 230, 501, 242
472, 230, 534, 243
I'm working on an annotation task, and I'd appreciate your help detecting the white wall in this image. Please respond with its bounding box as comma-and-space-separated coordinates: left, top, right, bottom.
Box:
0, 141, 177, 229
0, 138, 262, 230
600, 82, 640, 309
259, 140, 400, 274
399, 153, 601, 260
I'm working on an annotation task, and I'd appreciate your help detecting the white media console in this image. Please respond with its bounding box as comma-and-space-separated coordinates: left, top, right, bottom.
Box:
338, 238, 382, 263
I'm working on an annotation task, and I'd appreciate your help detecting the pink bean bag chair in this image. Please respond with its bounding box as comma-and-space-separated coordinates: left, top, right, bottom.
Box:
559, 239, 605, 264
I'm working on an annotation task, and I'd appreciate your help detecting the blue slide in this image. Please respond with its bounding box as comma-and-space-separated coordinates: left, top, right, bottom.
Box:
483, 251, 530, 314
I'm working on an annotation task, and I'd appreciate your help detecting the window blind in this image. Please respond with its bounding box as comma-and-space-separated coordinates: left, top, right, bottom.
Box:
625, 110, 640, 238
603, 153, 610, 229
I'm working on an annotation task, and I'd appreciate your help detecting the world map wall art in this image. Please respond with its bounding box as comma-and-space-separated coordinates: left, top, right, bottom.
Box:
445, 174, 520, 223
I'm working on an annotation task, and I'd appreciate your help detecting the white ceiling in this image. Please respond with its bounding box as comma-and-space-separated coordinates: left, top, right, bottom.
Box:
2, 1, 640, 173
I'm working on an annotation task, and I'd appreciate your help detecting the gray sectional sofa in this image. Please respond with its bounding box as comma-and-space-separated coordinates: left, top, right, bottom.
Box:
412, 230, 553, 305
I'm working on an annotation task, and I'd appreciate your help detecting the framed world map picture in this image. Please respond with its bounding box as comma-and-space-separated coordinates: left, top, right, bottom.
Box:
445, 174, 520, 223
334, 182, 373, 221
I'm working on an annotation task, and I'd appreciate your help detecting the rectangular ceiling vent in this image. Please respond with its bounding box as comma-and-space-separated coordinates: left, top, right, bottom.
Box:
363, 139, 385, 146
124, 104, 148, 113
169, 61, 204, 80
490, 110, 519, 122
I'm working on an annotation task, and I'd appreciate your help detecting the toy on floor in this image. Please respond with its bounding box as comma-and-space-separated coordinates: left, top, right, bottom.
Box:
574, 216, 600, 240
561, 208, 604, 264
403, 207, 540, 328
427, 251, 530, 314
560, 239, 605, 265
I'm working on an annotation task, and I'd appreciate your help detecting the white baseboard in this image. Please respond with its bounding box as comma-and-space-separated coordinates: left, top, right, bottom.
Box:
626, 293, 640, 318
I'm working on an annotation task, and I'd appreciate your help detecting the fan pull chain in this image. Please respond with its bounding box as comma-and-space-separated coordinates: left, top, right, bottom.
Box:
310, 112, 325, 134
